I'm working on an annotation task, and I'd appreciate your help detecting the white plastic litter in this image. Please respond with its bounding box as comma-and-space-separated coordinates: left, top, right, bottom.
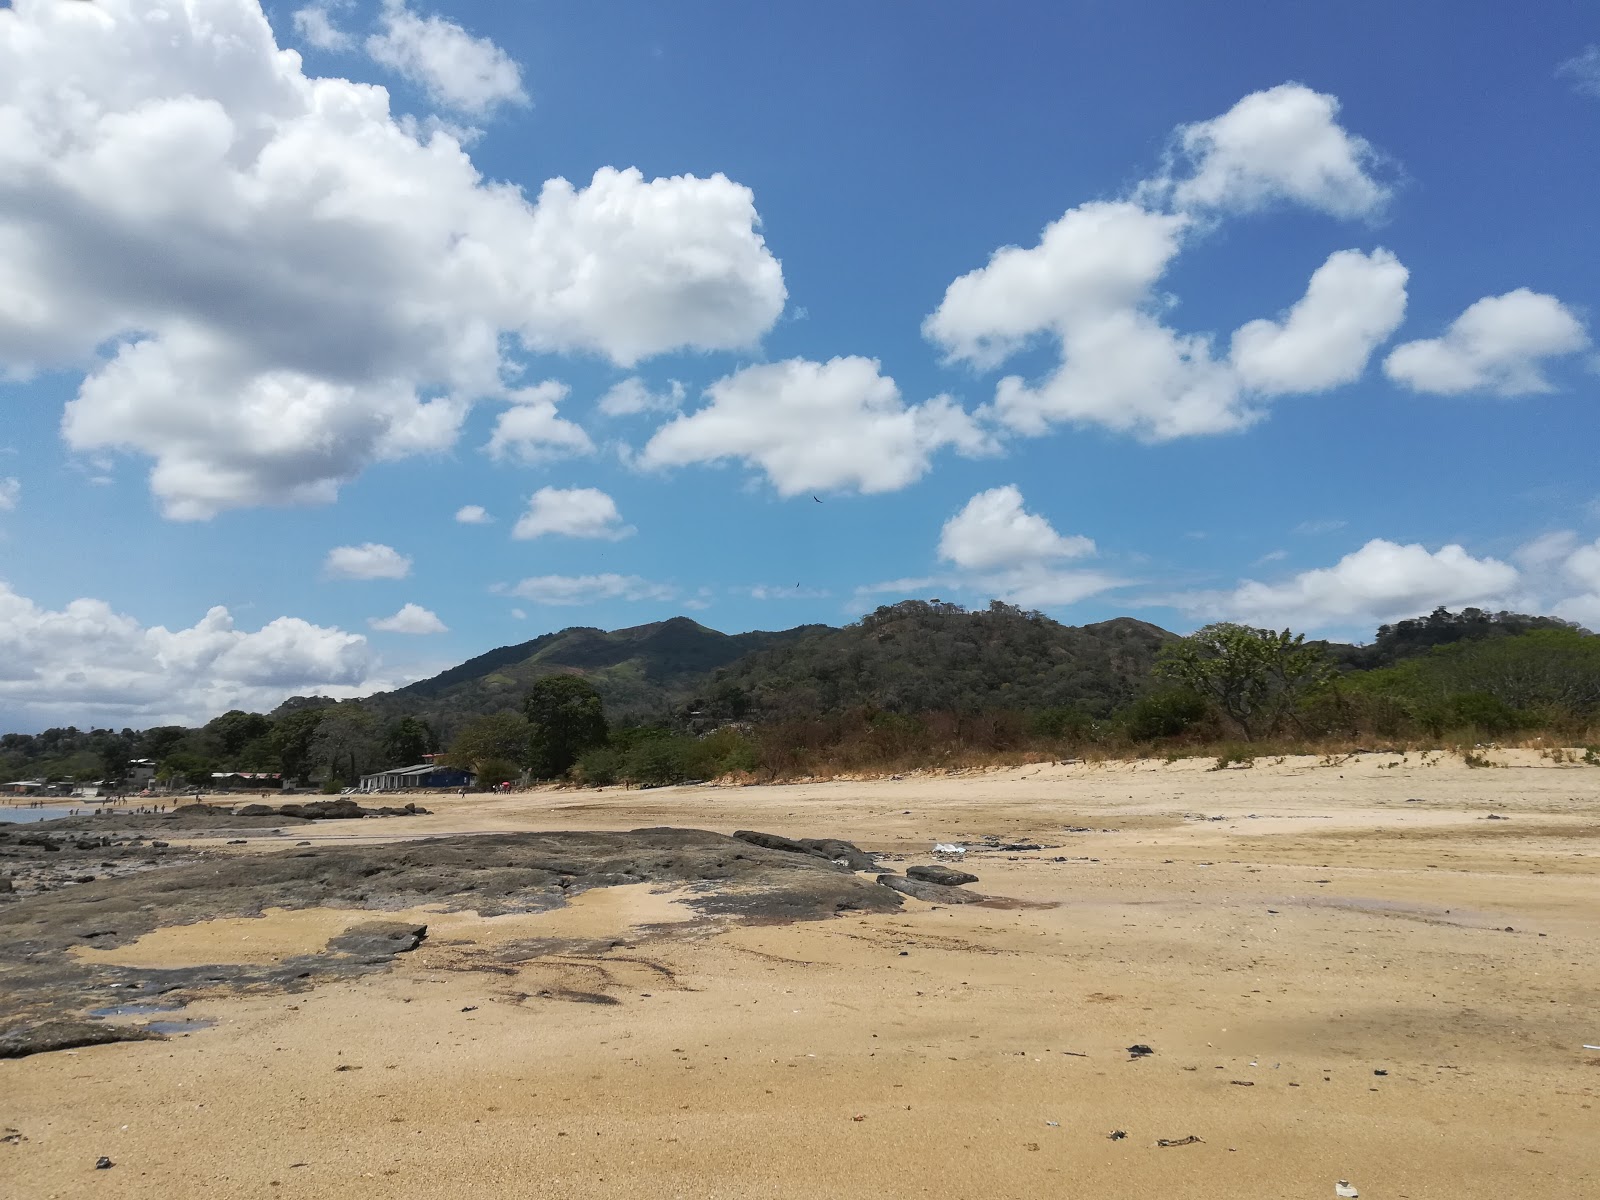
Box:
1336, 1183, 1359, 1198
933, 843, 967, 858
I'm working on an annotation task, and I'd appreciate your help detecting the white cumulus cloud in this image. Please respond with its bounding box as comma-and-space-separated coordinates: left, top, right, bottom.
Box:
512, 487, 633, 541
499, 574, 676, 605
1230, 249, 1409, 394
454, 504, 491, 524
1162, 83, 1391, 218
366, 0, 526, 118
324, 542, 412, 580
1384, 289, 1589, 396
598, 376, 686, 416
0, 477, 18, 511
0, 0, 785, 517
938, 485, 1094, 572
0, 581, 379, 727
641, 357, 993, 496
369, 602, 447, 634
485, 382, 595, 463
926, 87, 1407, 443
1179, 539, 1520, 630
291, 2, 352, 51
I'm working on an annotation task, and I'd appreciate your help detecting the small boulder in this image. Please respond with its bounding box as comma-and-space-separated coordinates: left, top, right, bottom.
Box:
907, 864, 978, 887
876, 874, 981, 904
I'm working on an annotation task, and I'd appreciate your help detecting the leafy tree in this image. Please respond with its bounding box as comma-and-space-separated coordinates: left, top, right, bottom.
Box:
1119, 688, 1210, 742
139, 725, 189, 761
308, 705, 378, 786
271, 707, 328, 784
158, 752, 214, 789
382, 716, 435, 765
524, 676, 609, 778
445, 712, 530, 780
1155, 623, 1332, 740
205, 710, 273, 760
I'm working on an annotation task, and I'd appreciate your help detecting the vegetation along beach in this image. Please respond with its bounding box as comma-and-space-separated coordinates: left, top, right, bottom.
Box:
3, 1, 1599, 1197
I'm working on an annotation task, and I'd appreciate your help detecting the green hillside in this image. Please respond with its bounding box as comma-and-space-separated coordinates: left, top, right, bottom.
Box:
357, 616, 824, 733
686, 601, 1178, 721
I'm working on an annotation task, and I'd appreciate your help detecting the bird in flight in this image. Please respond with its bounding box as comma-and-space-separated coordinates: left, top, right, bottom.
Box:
813, 495, 822, 503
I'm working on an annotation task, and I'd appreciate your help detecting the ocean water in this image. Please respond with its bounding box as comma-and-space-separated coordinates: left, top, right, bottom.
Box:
0, 804, 78, 823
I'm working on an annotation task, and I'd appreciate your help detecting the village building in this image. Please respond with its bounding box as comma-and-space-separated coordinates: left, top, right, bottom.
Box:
357, 762, 475, 793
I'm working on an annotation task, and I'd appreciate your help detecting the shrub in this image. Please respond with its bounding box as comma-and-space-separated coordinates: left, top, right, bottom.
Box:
1121, 689, 1209, 742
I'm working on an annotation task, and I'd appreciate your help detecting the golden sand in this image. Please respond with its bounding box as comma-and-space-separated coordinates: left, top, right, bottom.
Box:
5, 752, 1598, 1198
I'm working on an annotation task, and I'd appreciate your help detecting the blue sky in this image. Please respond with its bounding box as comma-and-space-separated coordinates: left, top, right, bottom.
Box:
1, 0, 1598, 730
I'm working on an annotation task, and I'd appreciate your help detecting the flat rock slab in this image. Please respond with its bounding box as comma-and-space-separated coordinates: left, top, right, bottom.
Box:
877, 874, 983, 904
0, 828, 901, 1055
732, 830, 877, 872
0, 1019, 165, 1059
906, 864, 979, 886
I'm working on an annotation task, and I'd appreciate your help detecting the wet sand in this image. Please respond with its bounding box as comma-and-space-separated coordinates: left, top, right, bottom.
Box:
5, 751, 1598, 1198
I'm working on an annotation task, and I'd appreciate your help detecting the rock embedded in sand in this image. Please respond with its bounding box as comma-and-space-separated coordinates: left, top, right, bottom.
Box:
876, 874, 982, 904
906, 864, 978, 887
0, 1019, 165, 1059
0, 828, 901, 1056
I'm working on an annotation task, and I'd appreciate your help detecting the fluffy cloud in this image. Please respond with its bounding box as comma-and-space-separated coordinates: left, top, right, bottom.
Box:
641, 357, 993, 495
1551, 537, 1600, 627
926, 87, 1408, 443
927, 204, 1406, 440
324, 542, 412, 580
454, 504, 491, 524
291, 3, 351, 51
366, 0, 526, 117
1383, 289, 1589, 396
1557, 45, 1600, 99
988, 567, 1125, 609
938, 485, 1093, 571
1162, 83, 1391, 218
0, 0, 784, 517
0, 581, 378, 727
485, 383, 594, 463
511, 487, 633, 540
598, 376, 686, 417
368, 602, 447, 634
1182, 539, 1520, 629
1230, 249, 1409, 394
498, 574, 675, 605
0, 477, 17, 511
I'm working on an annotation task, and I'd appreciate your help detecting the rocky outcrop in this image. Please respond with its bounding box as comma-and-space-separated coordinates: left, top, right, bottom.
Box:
906, 864, 978, 886
876, 873, 982, 904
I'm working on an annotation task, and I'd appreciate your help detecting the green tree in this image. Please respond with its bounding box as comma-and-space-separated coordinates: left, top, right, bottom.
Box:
270, 707, 328, 784
382, 716, 435, 765
205, 710, 273, 761
444, 712, 530, 782
1155, 623, 1333, 740
158, 752, 214, 789
308, 705, 378, 786
523, 675, 609, 778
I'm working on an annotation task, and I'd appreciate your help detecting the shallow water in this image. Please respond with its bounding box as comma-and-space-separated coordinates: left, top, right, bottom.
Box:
0, 805, 77, 823
89, 1002, 215, 1036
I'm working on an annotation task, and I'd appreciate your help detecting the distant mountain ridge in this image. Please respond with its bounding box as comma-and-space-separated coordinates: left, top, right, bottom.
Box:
357, 616, 825, 729
348, 603, 1183, 735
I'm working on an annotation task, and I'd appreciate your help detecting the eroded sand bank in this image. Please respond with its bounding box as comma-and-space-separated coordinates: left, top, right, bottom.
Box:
4, 752, 1598, 1198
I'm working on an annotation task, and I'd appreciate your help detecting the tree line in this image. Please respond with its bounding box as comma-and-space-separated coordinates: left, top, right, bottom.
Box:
3, 607, 1597, 790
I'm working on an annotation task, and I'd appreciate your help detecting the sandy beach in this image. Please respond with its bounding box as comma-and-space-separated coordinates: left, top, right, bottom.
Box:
4, 750, 1598, 1199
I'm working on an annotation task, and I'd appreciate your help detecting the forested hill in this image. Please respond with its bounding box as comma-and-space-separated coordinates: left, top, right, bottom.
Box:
355, 616, 825, 728
688, 602, 1178, 721
349, 604, 1178, 733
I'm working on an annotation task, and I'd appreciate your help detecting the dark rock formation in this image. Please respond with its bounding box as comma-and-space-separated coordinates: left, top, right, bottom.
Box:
0, 828, 901, 1056
906, 864, 979, 887
876, 874, 982, 904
